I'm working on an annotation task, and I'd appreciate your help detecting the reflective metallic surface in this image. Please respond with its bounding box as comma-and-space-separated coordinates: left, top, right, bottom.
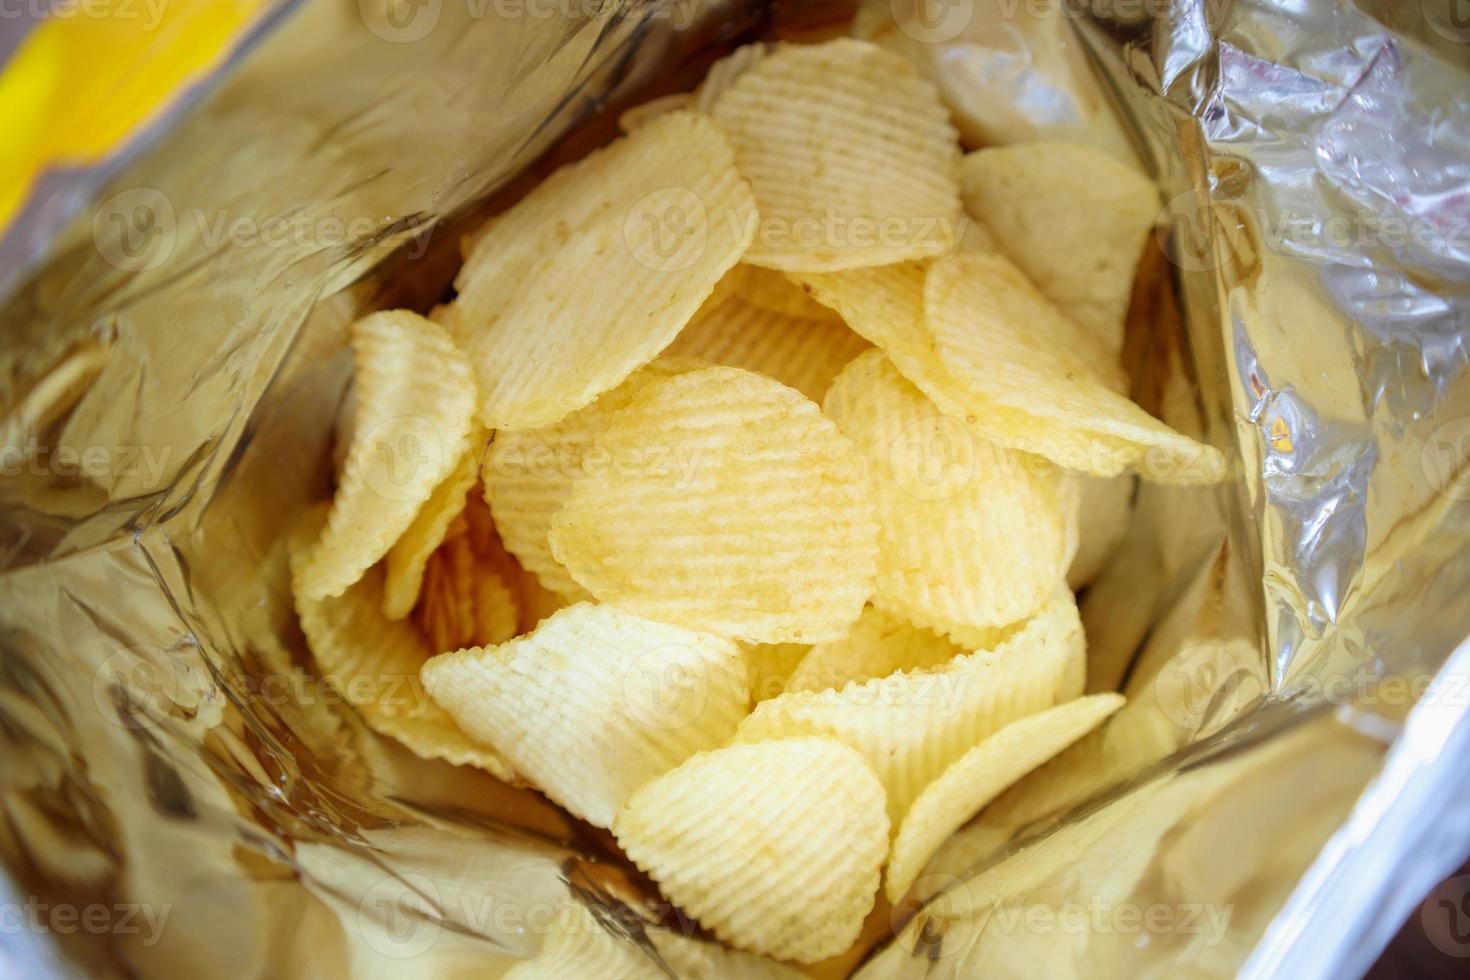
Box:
1, 0, 1468, 975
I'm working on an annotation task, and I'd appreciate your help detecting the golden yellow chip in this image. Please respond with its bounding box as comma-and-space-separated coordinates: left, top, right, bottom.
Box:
884, 693, 1124, 901
960, 143, 1157, 353
414, 535, 521, 654
613, 737, 888, 963
483, 358, 703, 602
692, 43, 767, 114
451, 111, 756, 430
666, 290, 870, 402
926, 254, 1225, 483
825, 351, 1071, 633
789, 262, 971, 417
617, 92, 693, 133
783, 606, 957, 694
735, 589, 1084, 827
791, 262, 1132, 477
504, 901, 803, 979
382, 428, 486, 619
744, 642, 811, 704
549, 366, 878, 644
1066, 474, 1134, 589
289, 509, 514, 780
421, 603, 749, 829
296, 311, 478, 601
736, 264, 835, 318
708, 39, 961, 270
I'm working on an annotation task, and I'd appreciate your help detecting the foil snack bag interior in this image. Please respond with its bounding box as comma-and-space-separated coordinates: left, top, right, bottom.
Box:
1, 0, 1469, 976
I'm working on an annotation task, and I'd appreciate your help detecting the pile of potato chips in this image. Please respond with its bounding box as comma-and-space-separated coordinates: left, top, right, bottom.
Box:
290, 34, 1222, 969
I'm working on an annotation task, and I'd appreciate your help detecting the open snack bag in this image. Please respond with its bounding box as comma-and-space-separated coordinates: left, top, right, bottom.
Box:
2, 1, 1469, 976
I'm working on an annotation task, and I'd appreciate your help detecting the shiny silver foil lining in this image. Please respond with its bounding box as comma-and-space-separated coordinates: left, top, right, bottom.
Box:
1, 0, 1468, 976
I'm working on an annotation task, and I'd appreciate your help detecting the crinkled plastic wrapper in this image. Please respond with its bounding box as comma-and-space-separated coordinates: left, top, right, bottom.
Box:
2, 0, 1469, 976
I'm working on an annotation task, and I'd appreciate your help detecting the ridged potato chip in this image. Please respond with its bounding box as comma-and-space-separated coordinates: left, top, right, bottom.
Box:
505, 901, 802, 979
737, 264, 835, 318
960, 143, 1157, 353
483, 357, 704, 601
708, 39, 961, 270
613, 737, 888, 962
790, 262, 985, 423
452, 111, 755, 430
297, 311, 478, 601
421, 603, 749, 828
382, 428, 486, 619
693, 43, 767, 114
784, 606, 958, 693
926, 254, 1225, 483
549, 367, 878, 644
1067, 474, 1134, 589
414, 533, 520, 653
791, 263, 1136, 477
825, 350, 1071, 633
885, 693, 1125, 900
736, 589, 1085, 826
666, 290, 870, 402
744, 642, 810, 704
617, 92, 694, 133
289, 509, 514, 780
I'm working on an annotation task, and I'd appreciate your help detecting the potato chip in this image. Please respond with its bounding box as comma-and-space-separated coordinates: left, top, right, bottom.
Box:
483, 358, 703, 602
618, 93, 694, 133
736, 589, 1084, 826
784, 606, 958, 693
692, 43, 767, 114
452, 111, 756, 430
790, 263, 1139, 478
549, 366, 878, 644
736, 264, 834, 319
789, 262, 974, 419
926, 254, 1225, 483
884, 693, 1125, 900
414, 535, 521, 653
744, 642, 810, 704
1067, 474, 1134, 589
289, 508, 515, 780
421, 603, 749, 828
505, 901, 802, 979
957, 216, 1000, 255
666, 290, 870, 402
824, 350, 1070, 633
382, 428, 486, 619
296, 311, 478, 601
960, 143, 1157, 353
613, 737, 888, 962
708, 39, 961, 270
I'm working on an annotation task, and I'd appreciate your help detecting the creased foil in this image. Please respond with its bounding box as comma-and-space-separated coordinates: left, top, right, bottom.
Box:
1, 0, 1468, 976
